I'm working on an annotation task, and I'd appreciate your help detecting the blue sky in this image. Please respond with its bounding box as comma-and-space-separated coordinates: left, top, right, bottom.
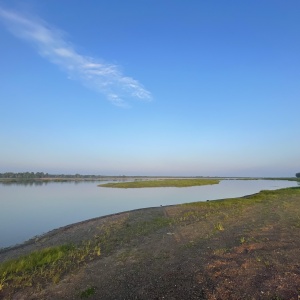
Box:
0, 0, 299, 177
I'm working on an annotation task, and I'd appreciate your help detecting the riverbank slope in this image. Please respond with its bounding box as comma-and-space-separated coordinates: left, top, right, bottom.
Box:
1, 187, 300, 299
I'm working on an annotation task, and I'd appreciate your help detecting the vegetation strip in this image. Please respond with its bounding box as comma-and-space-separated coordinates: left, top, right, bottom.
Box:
100, 178, 220, 188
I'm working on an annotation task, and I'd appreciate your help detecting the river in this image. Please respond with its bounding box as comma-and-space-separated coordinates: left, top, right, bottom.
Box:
0, 179, 298, 248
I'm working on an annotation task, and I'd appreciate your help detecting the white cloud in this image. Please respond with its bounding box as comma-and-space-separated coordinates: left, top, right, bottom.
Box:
0, 7, 152, 106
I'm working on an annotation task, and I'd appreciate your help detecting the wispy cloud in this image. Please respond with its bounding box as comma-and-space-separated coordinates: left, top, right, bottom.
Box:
0, 7, 152, 107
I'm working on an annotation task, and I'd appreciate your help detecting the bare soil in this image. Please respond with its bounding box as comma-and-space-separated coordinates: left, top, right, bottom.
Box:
1, 187, 300, 300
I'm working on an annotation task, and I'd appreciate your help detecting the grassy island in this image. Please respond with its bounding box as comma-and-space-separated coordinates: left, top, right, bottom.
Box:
99, 178, 220, 188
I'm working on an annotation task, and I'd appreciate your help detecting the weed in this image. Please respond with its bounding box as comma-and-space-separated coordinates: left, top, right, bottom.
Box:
240, 237, 246, 244
0, 271, 7, 291
154, 250, 171, 260
182, 240, 195, 249
214, 222, 224, 231
117, 250, 132, 263
213, 248, 230, 255
176, 211, 203, 223
291, 215, 300, 228
52, 273, 60, 284
263, 260, 271, 268
94, 245, 101, 256
270, 295, 284, 300
80, 286, 96, 298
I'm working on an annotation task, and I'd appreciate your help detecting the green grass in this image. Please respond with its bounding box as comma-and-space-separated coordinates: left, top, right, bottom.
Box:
214, 222, 224, 231
80, 286, 96, 298
0, 245, 72, 275
0, 241, 101, 293
100, 178, 220, 188
183, 187, 299, 209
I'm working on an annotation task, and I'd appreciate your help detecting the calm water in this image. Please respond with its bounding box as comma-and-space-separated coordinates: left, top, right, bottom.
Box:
0, 180, 298, 248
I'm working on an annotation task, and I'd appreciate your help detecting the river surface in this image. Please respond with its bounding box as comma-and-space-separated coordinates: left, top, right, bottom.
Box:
0, 179, 298, 248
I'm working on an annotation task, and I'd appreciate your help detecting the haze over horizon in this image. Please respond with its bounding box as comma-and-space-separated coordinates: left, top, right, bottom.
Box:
0, 1, 299, 177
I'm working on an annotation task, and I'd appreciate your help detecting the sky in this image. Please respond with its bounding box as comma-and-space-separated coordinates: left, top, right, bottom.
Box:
0, 0, 299, 177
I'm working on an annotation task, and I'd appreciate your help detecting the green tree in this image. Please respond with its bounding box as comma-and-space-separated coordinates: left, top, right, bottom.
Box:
296, 173, 300, 178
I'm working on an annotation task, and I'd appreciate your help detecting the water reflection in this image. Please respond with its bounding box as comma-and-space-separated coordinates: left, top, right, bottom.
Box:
0, 180, 106, 186
0, 181, 49, 186
0, 178, 133, 187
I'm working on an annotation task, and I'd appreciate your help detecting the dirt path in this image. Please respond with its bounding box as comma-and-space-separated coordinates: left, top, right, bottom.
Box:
1, 187, 300, 299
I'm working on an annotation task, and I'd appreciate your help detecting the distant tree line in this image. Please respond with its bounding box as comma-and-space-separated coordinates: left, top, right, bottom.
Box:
296, 173, 300, 178
0, 172, 102, 179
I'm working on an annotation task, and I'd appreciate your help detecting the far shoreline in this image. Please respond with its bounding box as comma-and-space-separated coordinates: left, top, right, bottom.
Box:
0, 175, 299, 184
